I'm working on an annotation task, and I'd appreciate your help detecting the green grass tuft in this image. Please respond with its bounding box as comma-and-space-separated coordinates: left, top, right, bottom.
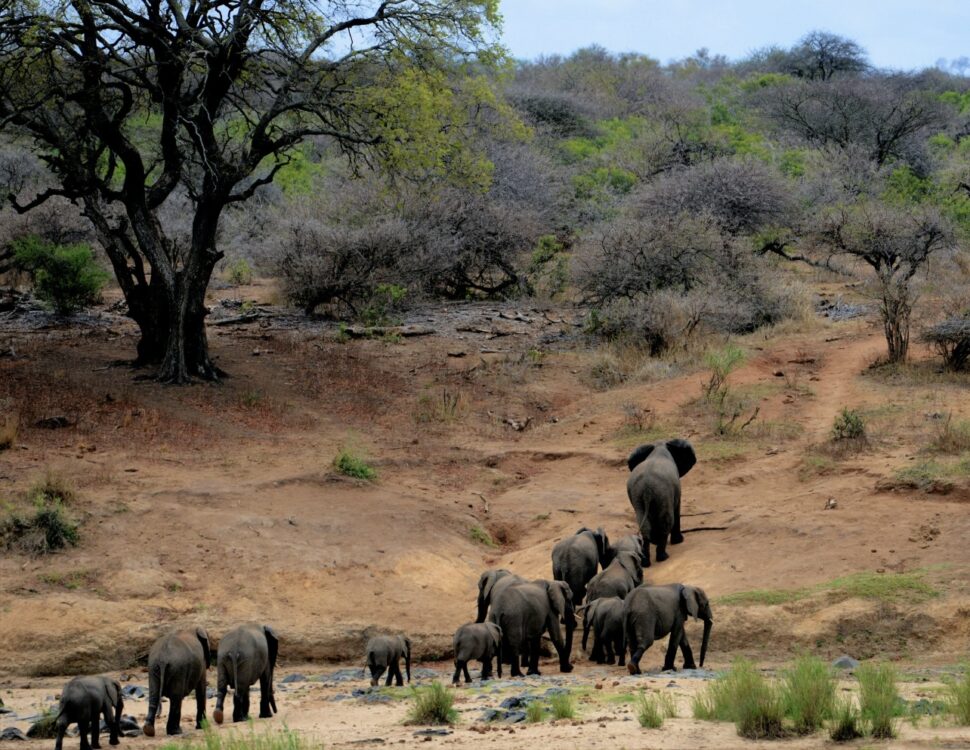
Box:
469, 525, 496, 547
158, 726, 310, 750
406, 682, 457, 726
781, 654, 835, 734
946, 666, 970, 725
692, 660, 784, 738
525, 700, 544, 723
549, 692, 576, 720
857, 662, 898, 739
636, 690, 676, 728
333, 447, 377, 481
719, 570, 938, 607
828, 694, 863, 742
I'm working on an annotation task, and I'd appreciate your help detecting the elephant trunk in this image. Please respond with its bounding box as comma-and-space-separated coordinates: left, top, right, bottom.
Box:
476, 596, 487, 623
699, 618, 712, 668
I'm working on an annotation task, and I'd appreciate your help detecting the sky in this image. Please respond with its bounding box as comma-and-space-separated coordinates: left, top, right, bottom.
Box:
499, 0, 970, 72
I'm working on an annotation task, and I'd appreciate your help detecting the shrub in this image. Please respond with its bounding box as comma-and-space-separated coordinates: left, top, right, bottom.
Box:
12, 236, 108, 314
0, 398, 16, 451
225, 258, 254, 286
30, 471, 76, 505
930, 414, 970, 454
2, 498, 79, 554
526, 700, 544, 723
781, 655, 836, 734
406, 682, 457, 725
333, 448, 377, 481
469, 525, 496, 547
25, 708, 58, 739
693, 660, 784, 738
703, 344, 746, 402
692, 670, 737, 721
829, 695, 863, 741
922, 317, 970, 371
549, 692, 576, 720
857, 662, 898, 739
831, 408, 866, 442
636, 691, 677, 728
946, 667, 970, 725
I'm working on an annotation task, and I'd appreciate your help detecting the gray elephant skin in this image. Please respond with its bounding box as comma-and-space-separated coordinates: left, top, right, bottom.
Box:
365, 635, 411, 687
581, 596, 626, 666
487, 579, 575, 677
626, 439, 696, 565
585, 549, 642, 603
551, 527, 610, 606
55, 676, 123, 750
143, 628, 210, 736
475, 569, 526, 623
452, 622, 502, 684
624, 583, 713, 674
610, 533, 645, 566
214, 623, 279, 724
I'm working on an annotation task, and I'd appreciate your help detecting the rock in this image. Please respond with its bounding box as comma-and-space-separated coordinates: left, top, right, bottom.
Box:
499, 695, 537, 710
480, 709, 503, 722
26, 714, 58, 739
832, 655, 859, 669
411, 668, 441, 680
0, 728, 27, 741
594, 683, 603, 690
121, 685, 146, 699
118, 715, 141, 732
330, 694, 350, 702
281, 674, 306, 684
773, 370, 785, 377
206, 687, 217, 699
413, 729, 452, 736
503, 711, 527, 724
542, 687, 569, 697
824, 498, 838, 510
35, 415, 73, 429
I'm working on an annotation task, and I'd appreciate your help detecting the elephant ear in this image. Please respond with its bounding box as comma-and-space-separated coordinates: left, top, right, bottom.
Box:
627, 443, 655, 472
263, 626, 279, 668
681, 586, 704, 620
595, 527, 610, 567
543, 580, 567, 622
104, 678, 122, 709
196, 627, 212, 668
666, 439, 697, 477
480, 571, 501, 601
618, 551, 642, 582
487, 622, 502, 646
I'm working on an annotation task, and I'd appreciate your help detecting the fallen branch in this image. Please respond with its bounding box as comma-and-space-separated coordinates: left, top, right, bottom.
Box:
682, 526, 729, 533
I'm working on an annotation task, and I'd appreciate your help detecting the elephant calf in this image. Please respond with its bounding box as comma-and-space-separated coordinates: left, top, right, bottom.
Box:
624, 583, 712, 674
610, 533, 645, 567
143, 628, 210, 737
452, 622, 502, 685
585, 550, 642, 603
581, 597, 625, 666
55, 676, 123, 750
214, 623, 279, 724
551, 527, 610, 607
365, 635, 411, 687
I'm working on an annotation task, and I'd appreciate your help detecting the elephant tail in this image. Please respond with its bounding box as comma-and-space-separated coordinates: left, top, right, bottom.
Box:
156, 661, 167, 718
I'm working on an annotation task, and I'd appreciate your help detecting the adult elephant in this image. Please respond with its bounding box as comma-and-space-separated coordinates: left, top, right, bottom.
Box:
585, 550, 642, 603
475, 569, 524, 623
143, 628, 211, 737
487, 579, 574, 677
55, 676, 123, 750
213, 623, 278, 724
624, 583, 712, 674
626, 439, 696, 565
551, 527, 610, 606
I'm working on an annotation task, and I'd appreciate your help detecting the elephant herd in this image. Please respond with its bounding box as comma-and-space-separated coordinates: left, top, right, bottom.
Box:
51, 438, 708, 748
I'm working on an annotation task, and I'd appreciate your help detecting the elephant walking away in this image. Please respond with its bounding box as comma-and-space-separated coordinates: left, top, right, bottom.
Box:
55, 676, 123, 750
488, 579, 574, 677
551, 527, 610, 606
610, 533, 645, 567
626, 439, 696, 565
214, 624, 279, 724
585, 550, 642, 603
476, 569, 524, 622
581, 597, 626, 666
365, 635, 411, 687
143, 628, 210, 737
624, 584, 712, 674
452, 622, 502, 685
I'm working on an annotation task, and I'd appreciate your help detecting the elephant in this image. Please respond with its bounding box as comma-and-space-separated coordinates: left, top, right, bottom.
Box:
551, 527, 611, 606
610, 533, 645, 566
451, 622, 502, 685
365, 635, 411, 687
585, 550, 642, 603
626, 439, 696, 565
54, 676, 123, 750
475, 569, 525, 623
624, 583, 713, 674
487, 579, 574, 677
143, 628, 210, 737
580, 596, 625, 666
213, 623, 278, 724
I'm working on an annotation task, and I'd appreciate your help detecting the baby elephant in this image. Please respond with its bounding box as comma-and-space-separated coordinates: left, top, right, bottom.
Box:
214, 623, 279, 725
581, 597, 626, 666
452, 622, 502, 685
54, 676, 123, 750
365, 635, 411, 687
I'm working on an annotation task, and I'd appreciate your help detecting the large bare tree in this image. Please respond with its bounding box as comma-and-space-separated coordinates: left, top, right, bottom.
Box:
0, 0, 503, 382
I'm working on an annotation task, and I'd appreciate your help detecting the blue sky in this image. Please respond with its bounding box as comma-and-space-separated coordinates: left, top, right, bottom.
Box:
500, 0, 970, 71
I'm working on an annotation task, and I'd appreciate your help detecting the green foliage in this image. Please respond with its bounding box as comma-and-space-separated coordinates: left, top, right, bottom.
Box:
549, 692, 576, 720
940, 90, 970, 114
885, 165, 931, 205
573, 165, 636, 199
2, 497, 79, 554
779, 149, 807, 177
225, 258, 254, 286
469, 525, 495, 547
857, 662, 898, 739
831, 408, 866, 442
272, 144, 326, 196
720, 570, 938, 606
158, 726, 310, 750
406, 682, 457, 725
333, 447, 377, 481
781, 655, 836, 734
946, 666, 970, 725
528, 235, 569, 298
12, 236, 109, 314
703, 345, 746, 402
525, 700, 544, 723
25, 708, 58, 739
636, 691, 677, 728
693, 659, 784, 738
560, 117, 641, 163
829, 695, 863, 742
360, 284, 409, 326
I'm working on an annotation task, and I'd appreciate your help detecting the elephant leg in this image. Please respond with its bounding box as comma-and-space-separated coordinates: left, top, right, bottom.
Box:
214, 665, 228, 724
615, 634, 626, 667
527, 636, 541, 675
671, 493, 684, 545
166, 697, 183, 735
368, 665, 382, 688
54, 718, 67, 750
639, 525, 652, 567
679, 630, 697, 670
627, 641, 649, 675
233, 686, 249, 723
384, 665, 393, 687
655, 538, 669, 563
194, 678, 207, 729
91, 714, 101, 750
394, 662, 404, 688
103, 701, 118, 746
78, 720, 91, 750
259, 672, 273, 719
604, 638, 615, 665
508, 645, 523, 678
452, 662, 462, 686
662, 628, 681, 671
590, 633, 604, 663
462, 661, 472, 683
479, 658, 490, 682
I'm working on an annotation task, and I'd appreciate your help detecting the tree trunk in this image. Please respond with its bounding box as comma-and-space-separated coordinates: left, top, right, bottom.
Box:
881, 289, 911, 364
